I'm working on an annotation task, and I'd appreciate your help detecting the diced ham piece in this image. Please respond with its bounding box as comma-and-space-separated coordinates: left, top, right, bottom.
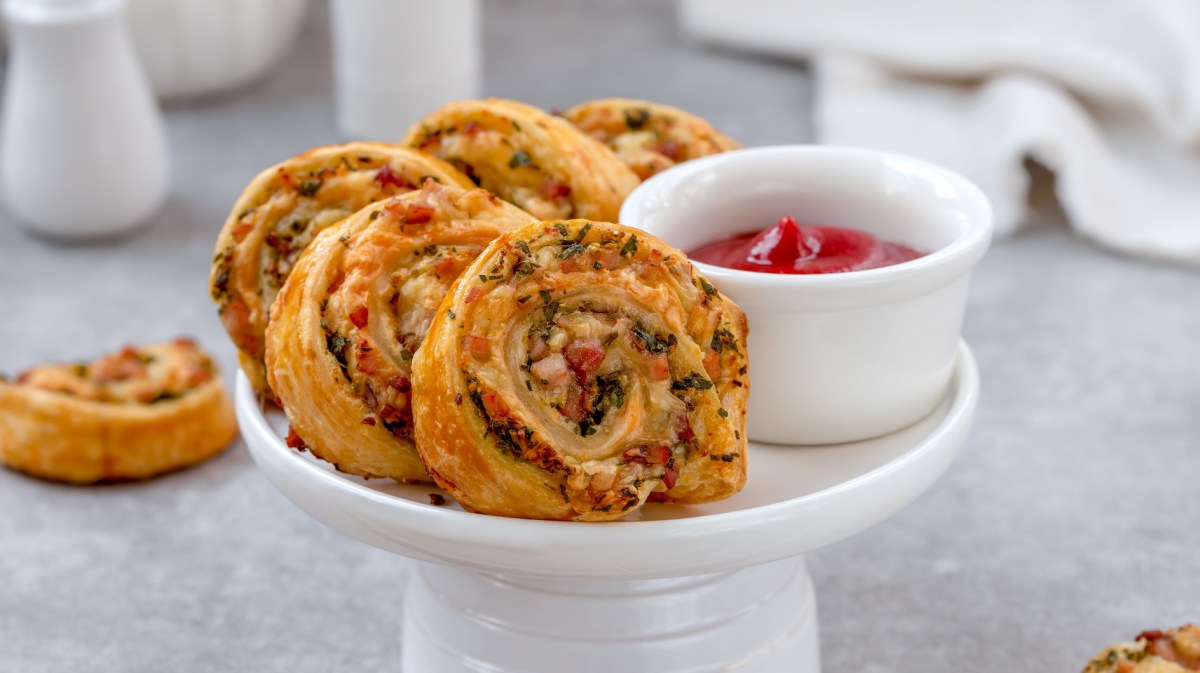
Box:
481, 390, 510, 418
530, 353, 570, 386
374, 164, 414, 190
663, 462, 679, 490
231, 219, 254, 242
465, 286, 484, 303
560, 255, 585, 273
389, 375, 411, 393
646, 444, 671, 464
349, 306, 369, 329
404, 203, 434, 224
592, 249, 621, 270
564, 337, 605, 385
539, 179, 571, 201
529, 335, 549, 361
658, 140, 682, 162
433, 256, 459, 278
557, 387, 588, 424
464, 334, 490, 359
673, 414, 695, 442
647, 354, 670, 380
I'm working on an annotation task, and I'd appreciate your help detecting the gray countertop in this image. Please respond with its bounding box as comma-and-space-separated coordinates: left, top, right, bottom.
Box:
1, 1, 1197, 671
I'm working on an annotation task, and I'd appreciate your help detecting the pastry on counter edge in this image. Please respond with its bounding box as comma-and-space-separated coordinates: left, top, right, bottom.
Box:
1084, 624, 1200, 673
0, 339, 237, 484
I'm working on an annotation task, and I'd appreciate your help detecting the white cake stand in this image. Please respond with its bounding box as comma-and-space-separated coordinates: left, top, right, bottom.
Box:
237, 342, 979, 673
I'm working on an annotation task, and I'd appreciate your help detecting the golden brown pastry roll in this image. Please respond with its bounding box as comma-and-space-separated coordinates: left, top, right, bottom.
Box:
265, 181, 537, 481
1084, 625, 1200, 673
0, 339, 236, 484
412, 219, 749, 521
402, 98, 640, 222
563, 98, 740, 180
210, 142, 473, 395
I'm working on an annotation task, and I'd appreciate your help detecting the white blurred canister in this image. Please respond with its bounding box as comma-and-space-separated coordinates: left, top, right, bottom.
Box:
330, 0, 480, 141
0, 0, 169, 239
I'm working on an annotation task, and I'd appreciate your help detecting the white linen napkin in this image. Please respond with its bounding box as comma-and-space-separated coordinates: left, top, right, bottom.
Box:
680, 0, 1200, 263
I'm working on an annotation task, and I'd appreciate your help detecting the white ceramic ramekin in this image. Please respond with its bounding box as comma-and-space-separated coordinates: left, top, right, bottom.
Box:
620, 145, 992, 445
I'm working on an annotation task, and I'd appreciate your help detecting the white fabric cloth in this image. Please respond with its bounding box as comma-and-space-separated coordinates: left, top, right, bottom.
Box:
680, 0, 1200, 263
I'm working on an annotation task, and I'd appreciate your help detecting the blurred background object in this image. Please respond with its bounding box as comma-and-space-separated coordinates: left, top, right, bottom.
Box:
682, 0, 1200, 264
128, 0, 308, 102
1, 0, 168, 238
330, 0, 480, 140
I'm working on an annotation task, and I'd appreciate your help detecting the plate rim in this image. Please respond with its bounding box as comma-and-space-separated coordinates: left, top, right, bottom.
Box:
238, 341, 978, 576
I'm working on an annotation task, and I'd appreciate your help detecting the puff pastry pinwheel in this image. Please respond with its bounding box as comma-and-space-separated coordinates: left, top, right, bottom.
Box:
1084, 625, 1200, 673
563, 98, 740, 181
265, 181, 537, 481
210, 142, 473, 395
0, 339, 236, 484
403, 98, 640, 222
412, 219, 749, 521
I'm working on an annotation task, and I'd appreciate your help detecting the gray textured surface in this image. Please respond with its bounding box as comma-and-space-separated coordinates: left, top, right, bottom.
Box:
0, 1, 1196, 671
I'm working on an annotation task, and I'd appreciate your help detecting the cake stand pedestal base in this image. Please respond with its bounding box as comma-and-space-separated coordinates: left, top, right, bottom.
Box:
402, 557, 819, 673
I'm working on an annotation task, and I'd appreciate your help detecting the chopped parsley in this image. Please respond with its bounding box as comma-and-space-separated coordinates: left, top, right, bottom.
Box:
508, 150, 533, 168
620, 234, 638, 256
671, 372, 714, 391
624, 108, 651, 129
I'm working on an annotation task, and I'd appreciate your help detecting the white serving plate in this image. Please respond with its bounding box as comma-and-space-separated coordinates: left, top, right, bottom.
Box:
238, 342, 979, 673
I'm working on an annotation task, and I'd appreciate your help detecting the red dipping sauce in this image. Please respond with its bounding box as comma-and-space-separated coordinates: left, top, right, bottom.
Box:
688, 216, 925, 274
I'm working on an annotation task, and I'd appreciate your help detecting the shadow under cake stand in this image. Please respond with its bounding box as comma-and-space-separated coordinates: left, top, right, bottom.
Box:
237, 341, 980, 673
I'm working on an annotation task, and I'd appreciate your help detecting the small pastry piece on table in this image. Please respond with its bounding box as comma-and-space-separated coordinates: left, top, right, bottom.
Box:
1084, 624, 1200, 673
265, 181, 536, 482
403, 98, 640, 222
562, 98, 740, 180
210, 142, 473, 395
0, 339, 237, 484
412, 219, 749, 521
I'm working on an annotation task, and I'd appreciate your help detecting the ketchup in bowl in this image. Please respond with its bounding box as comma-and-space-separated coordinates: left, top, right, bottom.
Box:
688, 216, 924, 274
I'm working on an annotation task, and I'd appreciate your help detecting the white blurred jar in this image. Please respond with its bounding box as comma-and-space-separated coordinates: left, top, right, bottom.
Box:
127, 0, 308, 102
1, 0, 169, 239
330, 0, 480, 140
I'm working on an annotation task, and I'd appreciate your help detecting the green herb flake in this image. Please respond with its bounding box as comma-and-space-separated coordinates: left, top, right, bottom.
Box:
518, 295, 532, 303
478, 274, 488, 283
559, 243, 586, 258
620, 234, 639, 257
516, 240, 531, 254
718, 407, 729, 418
299, 180, 322, 197
624, 108, 651, 129
508, 150, 533, 169
671, 372, 714, 392
553, 223, 569, 237
540, 290, 553, 304
447, 310, 456, 320
699, 278, 717, 298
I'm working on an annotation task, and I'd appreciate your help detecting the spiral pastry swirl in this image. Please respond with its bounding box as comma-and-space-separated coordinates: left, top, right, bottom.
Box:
211, 142, 473, 395
412, 219, 749, 521
0, 339, 236, 484
403, 99, 640, 222
265, 181, 537, 481
563, 98, 740, 180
